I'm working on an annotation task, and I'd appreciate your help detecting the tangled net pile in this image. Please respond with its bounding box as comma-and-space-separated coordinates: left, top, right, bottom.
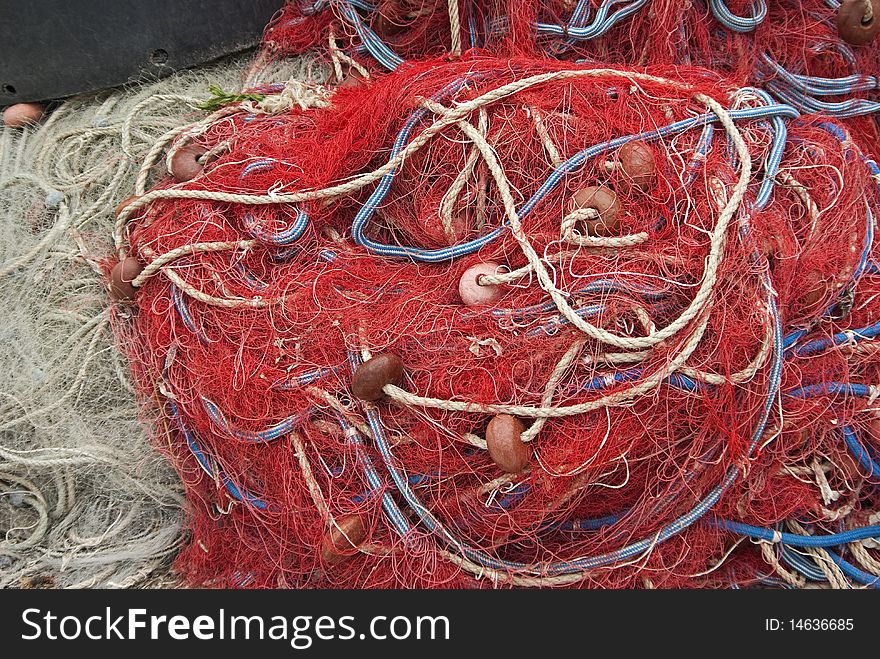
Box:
112, 49, 880, 588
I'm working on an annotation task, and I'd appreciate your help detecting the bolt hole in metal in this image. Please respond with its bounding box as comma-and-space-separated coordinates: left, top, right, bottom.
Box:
2, 84, 16, 95
150, 49, 169, 66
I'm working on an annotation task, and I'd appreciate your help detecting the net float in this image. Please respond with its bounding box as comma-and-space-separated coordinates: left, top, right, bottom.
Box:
616, 140, 656, 191
351, 353, 404, 401
566, 185, 622, 236
3, 103, 45, 128
458, 261, 505, 306
837, 0, 880, 45
321, 514, 367, 565
109, 256, 144, 302
486, 414, 530, 473
170, 144, 208, 182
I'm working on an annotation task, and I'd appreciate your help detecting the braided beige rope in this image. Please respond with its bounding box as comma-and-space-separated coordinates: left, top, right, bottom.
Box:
447, 0, 463, 55
560, 207, 650, 248
384, 312, 713, 418
115, 69, 718, 232
290, 431, 329, 518
526, 105, 563, 168
761, 543, 807, 588
519, 339, 585, 442
439, 108, 488, 241
849, 542, 880, 577
132, 240, 255, 288
136, 243, 272, 309
119, 68, 748, 317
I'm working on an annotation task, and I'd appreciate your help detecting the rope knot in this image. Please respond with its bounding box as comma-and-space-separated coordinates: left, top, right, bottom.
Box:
242, 79, 331, 115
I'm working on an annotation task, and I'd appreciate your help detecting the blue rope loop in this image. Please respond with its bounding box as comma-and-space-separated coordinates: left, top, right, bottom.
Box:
536, 0, 650, 41
709, 0, 767, 33
711, 518, 880, 548
757, 46, 880, 119
242, 207, 311, 246
334, 0, 404, 71
167, 400, 268, 510
788, 320, 880, 358
842, 425, 880, 478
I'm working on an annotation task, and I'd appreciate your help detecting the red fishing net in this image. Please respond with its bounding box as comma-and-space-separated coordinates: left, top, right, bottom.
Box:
258, 1, 880, 155
108, 54, 880, 588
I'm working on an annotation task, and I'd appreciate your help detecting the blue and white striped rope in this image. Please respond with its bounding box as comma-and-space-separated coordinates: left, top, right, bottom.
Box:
168, 400, 267, 509
738, 87, 786, 209
534, 0, 650, 41
201, 396, 316, 442
760, 54, 878, 97
466, 2, 480, 48
763, 79, 880, 119
335, 0, 404, 70
233, 263, 269, 292
241, 158, 277, 177
274, 364, 348, 390
171, 284, 209, 344
333, 368, 414, 538
780, 543, 827, 581
759, 56, 880, 119
842, 424, 880, 478
784, 382, 876, 398
545, 0, 630, 55
709, 0, 767, 33
242, 208, 310, 246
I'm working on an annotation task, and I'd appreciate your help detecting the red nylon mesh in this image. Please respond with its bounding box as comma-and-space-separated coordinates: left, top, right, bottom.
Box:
109, 55, 880, 588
